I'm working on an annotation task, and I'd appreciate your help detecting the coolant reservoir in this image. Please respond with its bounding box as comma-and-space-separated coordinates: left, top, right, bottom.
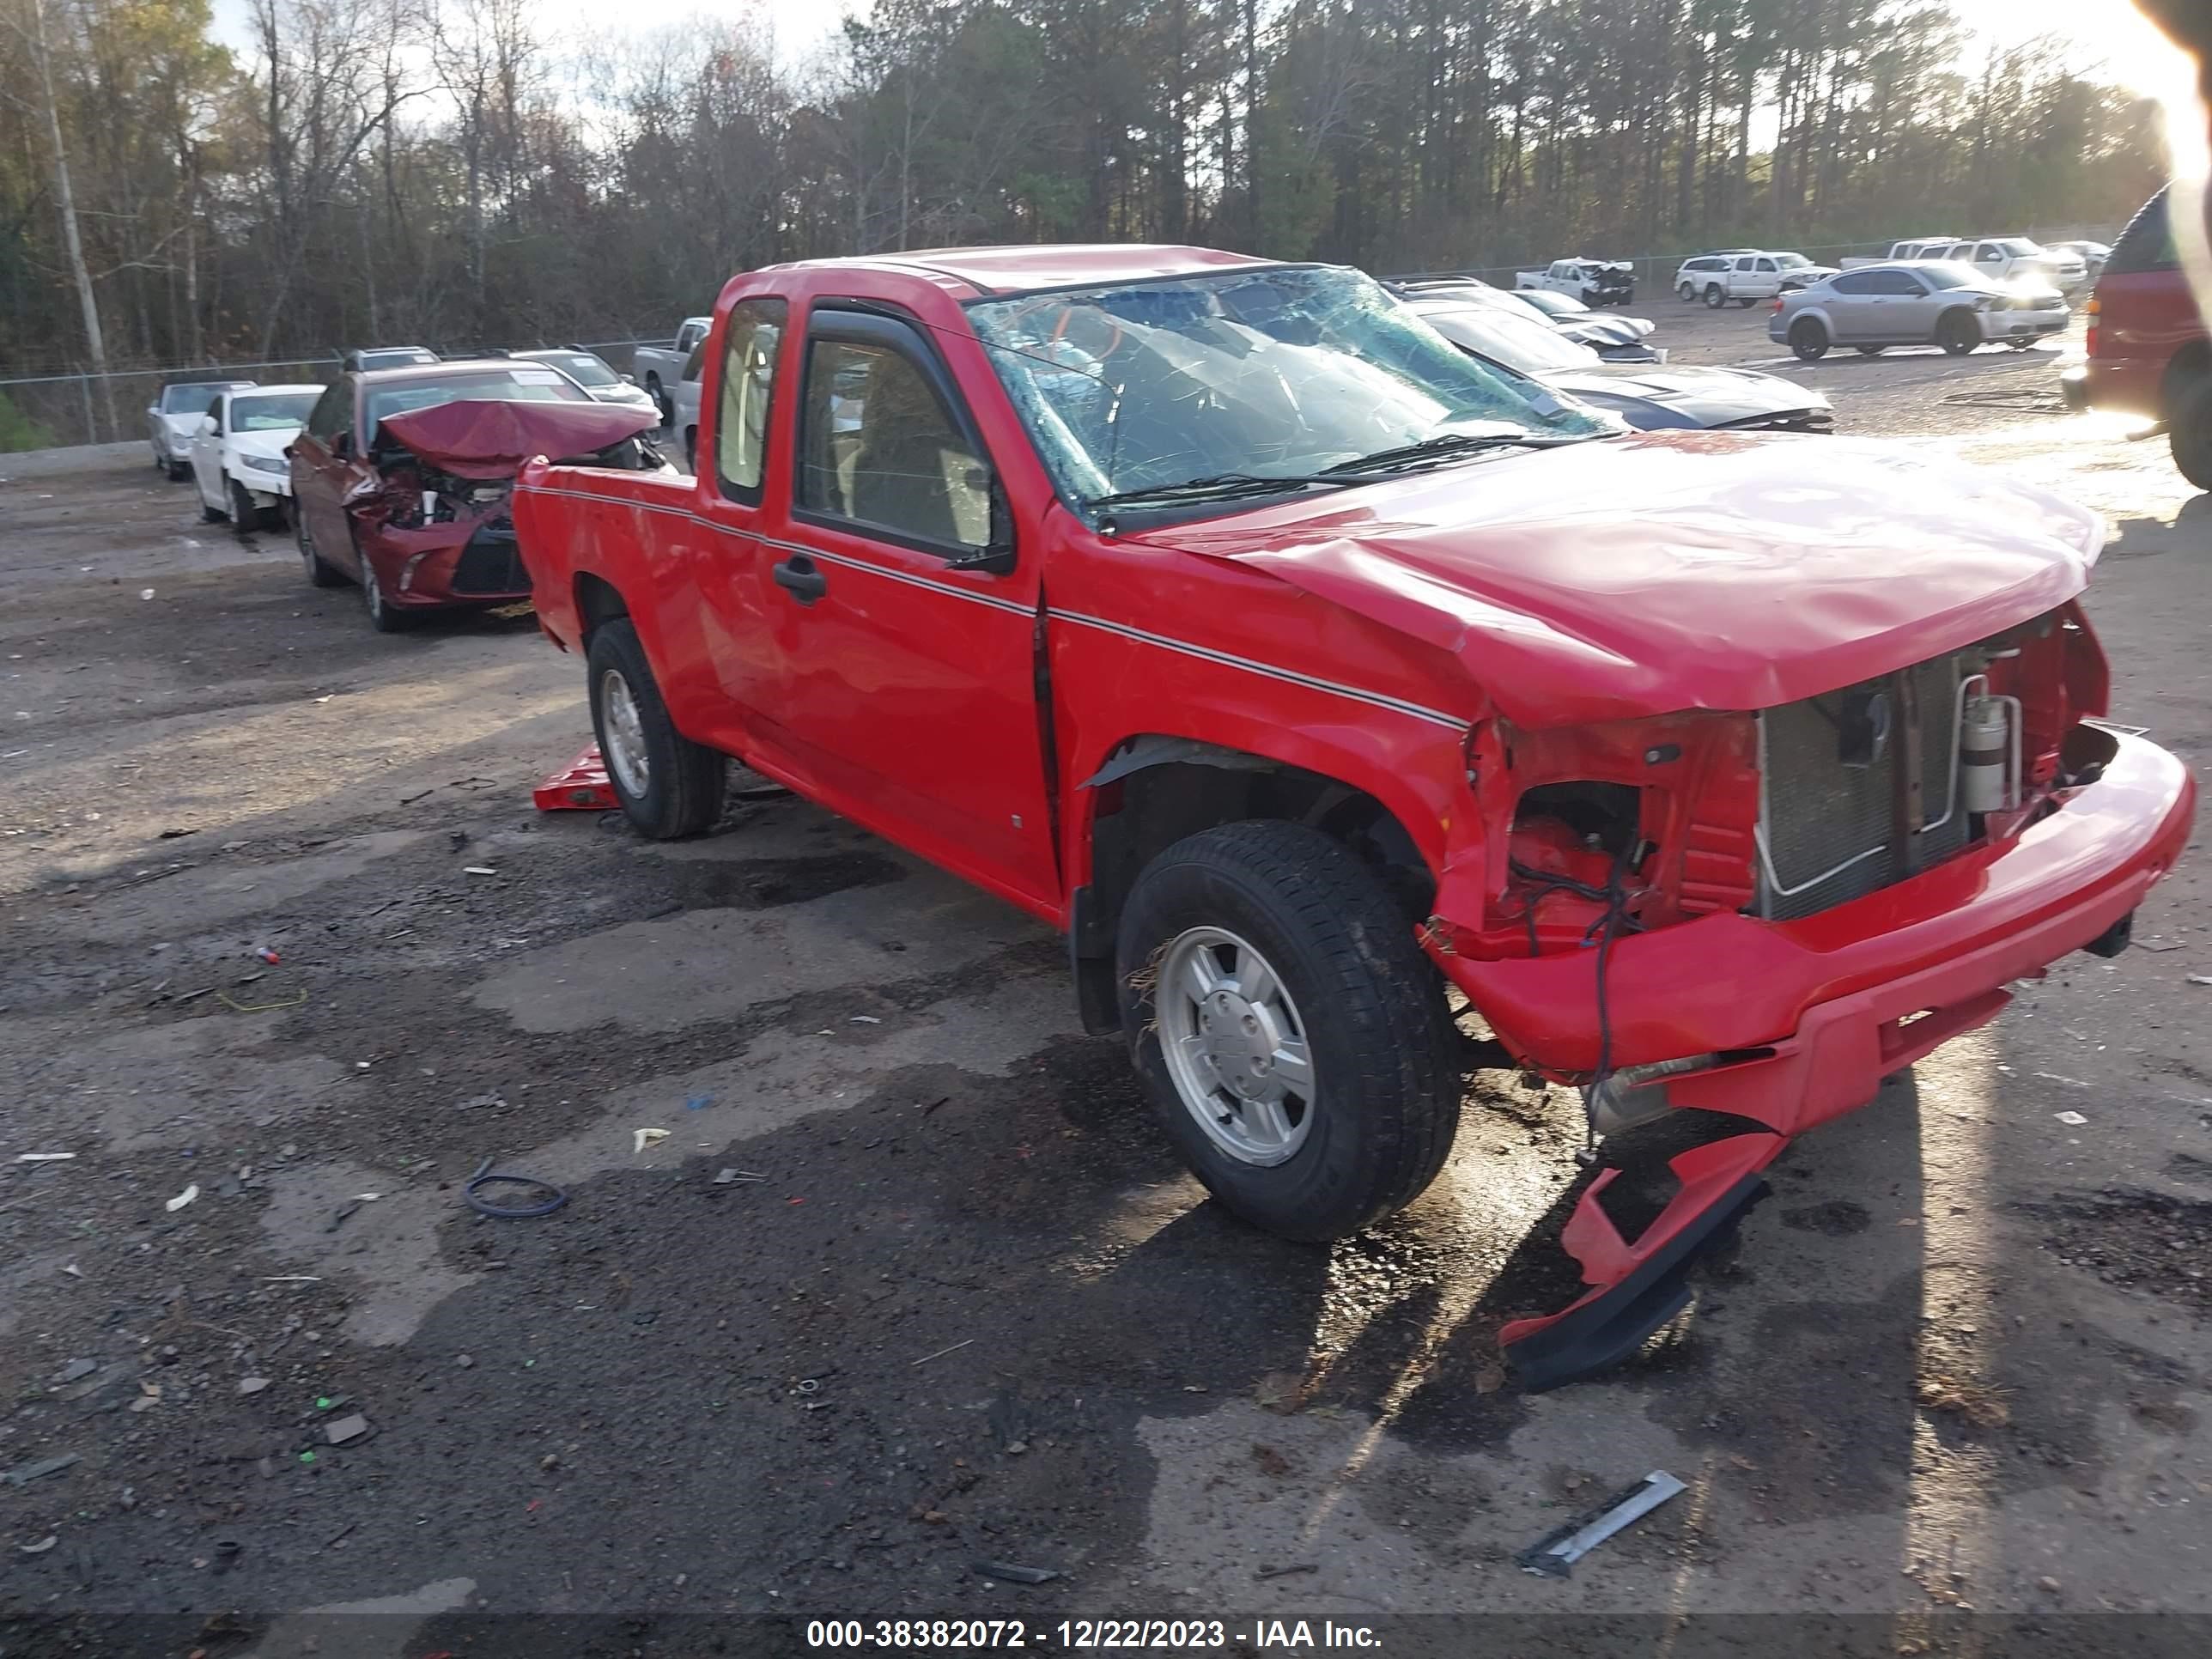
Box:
1960, 695, 2015, 813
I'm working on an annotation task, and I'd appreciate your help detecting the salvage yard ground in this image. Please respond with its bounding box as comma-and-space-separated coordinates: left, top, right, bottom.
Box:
3, 304, 2211, 1655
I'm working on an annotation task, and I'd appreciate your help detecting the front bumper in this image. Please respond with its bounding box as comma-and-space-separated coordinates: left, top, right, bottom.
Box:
1988, 307, 2067, 341
1440, 731, 2194, 1138
1462, 730, 2193, 1388
355, 515, 530, 608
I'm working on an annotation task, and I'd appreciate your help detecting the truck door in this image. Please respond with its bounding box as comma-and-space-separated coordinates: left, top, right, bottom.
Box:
1751, 256, 1781, 298
750, 302, 1060, 912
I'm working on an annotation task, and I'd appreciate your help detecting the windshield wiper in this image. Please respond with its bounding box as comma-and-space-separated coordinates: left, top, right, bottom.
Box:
1321, 431, 1586, 475
1085, 472, 1352, 509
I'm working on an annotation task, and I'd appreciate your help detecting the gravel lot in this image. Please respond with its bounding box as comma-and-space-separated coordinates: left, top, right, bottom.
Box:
3, 303, 2209, 1657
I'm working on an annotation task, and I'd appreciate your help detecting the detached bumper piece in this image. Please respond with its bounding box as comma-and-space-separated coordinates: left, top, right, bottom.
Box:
1500, 1132, 1788, 1391
532, 744, 617, 811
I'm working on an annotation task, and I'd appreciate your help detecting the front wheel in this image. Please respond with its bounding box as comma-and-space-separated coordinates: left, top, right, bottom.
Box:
1936, 310, 1981, 356
586, 617, 725, 839
645, 374, 669, 425
356, 541, 411, 633
229, 478, 266, 533
1115, 821, 1462, 1243
1856, 345, 1886, 356
1789, 317, 1830, 362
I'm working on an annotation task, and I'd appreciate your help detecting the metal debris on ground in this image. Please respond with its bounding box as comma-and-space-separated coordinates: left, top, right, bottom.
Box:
323, 1413, 371, 1446
238, 1377, 270, 1395
4, 1454, 82, 1486
464, 1156, 568, 1218
633, 1127, 669, 1153
2189, 975, 2212, 988
20, 1535, 58, 1555
911, 1339, 975, 1367
974, 1560, 1060, 1585
1518, 1469, 1687, 1578
166, 1183, 199, 1212
15, 1152, 76, 1162
714, 1169, 766, 1185
2055, 1110, 2089, 1126
216, 987, 307, 1014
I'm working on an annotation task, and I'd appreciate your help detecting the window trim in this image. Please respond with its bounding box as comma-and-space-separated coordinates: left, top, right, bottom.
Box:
788, 304, 1001, 562
712, 298, 786, 507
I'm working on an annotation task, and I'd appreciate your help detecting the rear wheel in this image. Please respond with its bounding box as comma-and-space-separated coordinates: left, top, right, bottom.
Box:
2172, 378, 2212, 491
1735, 297, 1756, 308
645, 374, 669, 425
1115, 821, 1461, 1243
586, 617, 725, 839
1705, 284, 1726, 309
1789, 317, 1830, 362
1677, 281, 1694, 302
1936, 309, 1982, 356
1856, 345, 1886, 356
297, 507, 345, 587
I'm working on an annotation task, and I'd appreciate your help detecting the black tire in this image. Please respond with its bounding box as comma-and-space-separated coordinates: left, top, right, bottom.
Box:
2006, 338, 2033, 351
1856, 345, 1886, 356
1704, 284, 1726, 309
1115, 821, 1461, 1243
1936, 309, 1981, 356
229, 478, 264, 533
1735, 297, 1756, 308
355, 536, 411, 633
296, 507, 345, 587
1677, 282, 1694, 303
645, 374, 669, 425
1789, 317, 1829, 362
2172, 378, 2212, 491
586, 617, 725, 839
165, 458, 190, 482
201, 491, 227, 523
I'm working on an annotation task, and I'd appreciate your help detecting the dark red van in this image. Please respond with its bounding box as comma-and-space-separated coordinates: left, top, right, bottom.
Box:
2063, 183, 2212, 487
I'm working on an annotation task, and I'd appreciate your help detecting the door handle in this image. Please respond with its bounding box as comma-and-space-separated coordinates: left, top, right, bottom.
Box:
772, 555, 828, 605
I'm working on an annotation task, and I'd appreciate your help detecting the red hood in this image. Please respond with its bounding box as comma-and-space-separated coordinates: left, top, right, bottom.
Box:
1141, 431, 2105, 729
377, 399, 659, 478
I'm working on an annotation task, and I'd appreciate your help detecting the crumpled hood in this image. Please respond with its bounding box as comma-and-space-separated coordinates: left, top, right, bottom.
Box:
1549, 363, 1826, 426
1140, 433, 2103, 729
377, 399, 659, 478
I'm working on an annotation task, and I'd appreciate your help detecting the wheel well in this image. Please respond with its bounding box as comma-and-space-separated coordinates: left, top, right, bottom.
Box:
1070, 742, 1435, 1034
574, 573, 629, 641
1936, 305, 1979, 331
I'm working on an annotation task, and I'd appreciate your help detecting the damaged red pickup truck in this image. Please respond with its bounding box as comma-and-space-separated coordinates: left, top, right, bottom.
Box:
513, 246, 2194, 1388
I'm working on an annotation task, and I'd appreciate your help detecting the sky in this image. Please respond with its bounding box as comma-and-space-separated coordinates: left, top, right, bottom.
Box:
205, 0, 2192, 96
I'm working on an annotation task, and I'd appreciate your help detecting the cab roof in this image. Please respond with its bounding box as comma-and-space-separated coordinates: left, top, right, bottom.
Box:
762, 243, 1280, 297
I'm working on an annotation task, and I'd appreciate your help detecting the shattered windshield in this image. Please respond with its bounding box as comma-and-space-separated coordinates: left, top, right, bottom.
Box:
968, 265, 1605, 516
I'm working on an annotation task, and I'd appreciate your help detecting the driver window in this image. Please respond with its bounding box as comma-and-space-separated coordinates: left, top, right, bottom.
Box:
798, 337, 988, 551
1978, 245, 2003, 262
1755, 258, 1777, 272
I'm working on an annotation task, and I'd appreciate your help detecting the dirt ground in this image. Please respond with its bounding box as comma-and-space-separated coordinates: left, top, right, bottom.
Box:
3, 306, 2211, 1657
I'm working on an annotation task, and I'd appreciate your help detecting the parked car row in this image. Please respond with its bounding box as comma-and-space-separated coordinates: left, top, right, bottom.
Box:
1847, 234, 2092, 295
1672, 248, 1837, 306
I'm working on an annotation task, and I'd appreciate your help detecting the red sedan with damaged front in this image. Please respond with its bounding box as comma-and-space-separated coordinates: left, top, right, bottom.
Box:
511, 246, 2194, 1389
288, 359, 664, 630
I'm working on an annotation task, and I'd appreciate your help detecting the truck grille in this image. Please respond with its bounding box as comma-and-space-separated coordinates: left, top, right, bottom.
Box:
1753, 654, 1972, 921
450, 520, 529, 596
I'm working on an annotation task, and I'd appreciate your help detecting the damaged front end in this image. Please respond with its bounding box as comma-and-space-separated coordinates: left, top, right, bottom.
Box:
1420, 603, 2194, 1387
355, 399, 664, 610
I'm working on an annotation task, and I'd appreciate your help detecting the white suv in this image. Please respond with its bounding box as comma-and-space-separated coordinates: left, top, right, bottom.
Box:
1673, 250, 1836, 307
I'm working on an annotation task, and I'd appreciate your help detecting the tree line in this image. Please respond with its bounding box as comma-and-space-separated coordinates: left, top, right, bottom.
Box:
0, 0, 2172, 428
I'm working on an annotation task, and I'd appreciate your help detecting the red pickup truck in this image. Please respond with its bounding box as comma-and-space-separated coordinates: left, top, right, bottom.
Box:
514, 246, 2193, 1389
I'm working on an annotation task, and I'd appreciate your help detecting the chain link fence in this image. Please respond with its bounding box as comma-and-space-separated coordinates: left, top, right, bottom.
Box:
0, 336, 669, 454
0, 225, 2124, 454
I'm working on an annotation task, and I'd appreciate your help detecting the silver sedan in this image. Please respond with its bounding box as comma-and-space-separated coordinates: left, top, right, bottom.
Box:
1768, 263, 2068, 361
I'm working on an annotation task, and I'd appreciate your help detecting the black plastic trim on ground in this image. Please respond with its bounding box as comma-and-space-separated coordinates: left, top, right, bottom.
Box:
1503, 1171, 1771, 1393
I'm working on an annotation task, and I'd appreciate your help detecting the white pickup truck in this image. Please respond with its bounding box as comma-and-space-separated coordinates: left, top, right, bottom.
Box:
629, 316, 711, 424
1516, 258, 1635, 306
1844, 237, 2087, 295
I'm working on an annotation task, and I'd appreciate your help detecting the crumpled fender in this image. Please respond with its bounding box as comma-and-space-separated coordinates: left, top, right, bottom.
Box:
1500, 1131, 1789, 1391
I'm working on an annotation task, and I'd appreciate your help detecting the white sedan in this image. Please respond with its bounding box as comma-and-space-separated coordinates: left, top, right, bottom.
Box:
187, 384, 325, 530
148, 379, 252, 479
